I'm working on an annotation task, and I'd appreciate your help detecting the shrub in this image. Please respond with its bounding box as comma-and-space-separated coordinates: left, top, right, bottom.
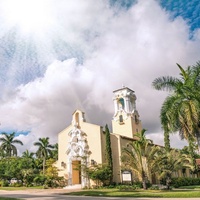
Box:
171, 177, 200, 188
149, 185, 160, 190
0, 180, 9, 187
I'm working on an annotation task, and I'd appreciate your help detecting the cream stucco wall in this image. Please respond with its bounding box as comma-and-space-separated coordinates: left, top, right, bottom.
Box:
112, 115, 142, 138
110, 134, 121, 183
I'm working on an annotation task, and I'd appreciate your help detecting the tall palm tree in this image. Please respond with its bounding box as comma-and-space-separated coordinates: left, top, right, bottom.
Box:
34, 137, 54, 174
121, 129, 160, 189
152, 62, 200, 152
0, 132, 23, 157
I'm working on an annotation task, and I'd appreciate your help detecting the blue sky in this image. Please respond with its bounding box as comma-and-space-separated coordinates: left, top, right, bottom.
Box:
160, 0, 200, 32
0, 0, 199, 153
111, 0, 200, 31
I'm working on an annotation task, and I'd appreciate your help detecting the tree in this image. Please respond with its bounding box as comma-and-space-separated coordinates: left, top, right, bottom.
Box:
34, 137, 54, 174
121, 129, 160, 189
21, 150, 36, 171
152, 62, 200, 153
22, 149, 35, 159
105, 124, 113, 185
0, 132, 23, 157
156, 149, 191, 189
87, 164, 112, 187
52, 143, 58, 160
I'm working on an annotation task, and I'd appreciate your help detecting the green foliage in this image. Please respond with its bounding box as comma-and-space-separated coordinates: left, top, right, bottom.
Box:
33, 175, 47, 186
155, 149, 192, 190
34, 137, 54, 174
171, 177, 200, 188
88, 164, 112, 186
121, 129, 160, 189
181, 145, 200, 158
152, 62, 200, 153
0, 180, 9, 187
105, 124, 113, 185
0, 132, 23, 157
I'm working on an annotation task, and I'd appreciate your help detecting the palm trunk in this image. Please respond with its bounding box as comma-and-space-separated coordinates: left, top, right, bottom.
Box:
43, 158, 46, 175
188, 136, 197, 173
166, 176, 171, 190
142, 171, 147, 190
164, 131, 170, 152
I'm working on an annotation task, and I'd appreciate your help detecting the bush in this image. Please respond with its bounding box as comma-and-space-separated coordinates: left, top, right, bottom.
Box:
171, 177, 200, 188
10, 182, 23, 187
149, 185, 160, 190
33, 175, 47, 186
118, 185, 137, 191
0, 180, 9, 187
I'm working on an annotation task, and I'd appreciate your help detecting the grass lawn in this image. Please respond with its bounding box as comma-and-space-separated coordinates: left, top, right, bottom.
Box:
0, 198, 19, 200
0, 186, 43, 191
67, 188, 200, 198
178, 185, 200, 189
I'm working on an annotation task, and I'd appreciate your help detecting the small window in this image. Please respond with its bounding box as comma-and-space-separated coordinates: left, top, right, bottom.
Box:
119, 115, 123, 123
135, 115, 139, 124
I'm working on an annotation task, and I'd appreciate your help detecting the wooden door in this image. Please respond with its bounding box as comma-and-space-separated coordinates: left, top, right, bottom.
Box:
72, 160, 81, 184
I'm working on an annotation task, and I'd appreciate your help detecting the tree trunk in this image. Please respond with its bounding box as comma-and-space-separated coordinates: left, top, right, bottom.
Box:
166, 177, 171, 190
142, 171, 147, 190
142, 178, 147, 190
43, 158, 45, 175
188, 136, 197, 173
164, 131, 170, 152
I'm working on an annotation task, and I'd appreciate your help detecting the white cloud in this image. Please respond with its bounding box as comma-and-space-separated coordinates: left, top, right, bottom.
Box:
0, 0, 199, 154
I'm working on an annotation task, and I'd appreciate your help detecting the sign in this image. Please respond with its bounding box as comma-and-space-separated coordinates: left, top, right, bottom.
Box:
122, 170, 132, 182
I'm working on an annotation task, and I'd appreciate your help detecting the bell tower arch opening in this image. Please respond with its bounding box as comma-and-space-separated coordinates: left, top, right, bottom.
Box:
112, 86, 142, 138
118, 98, 125, 110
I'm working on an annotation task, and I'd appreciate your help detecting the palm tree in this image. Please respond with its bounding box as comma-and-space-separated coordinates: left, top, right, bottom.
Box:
152, 62, 200, 153
0, 132, 23, 157
22, 149, 35, 159
156, 149, 191, 189
34, 137, 54, 174
121, 129, 160, 189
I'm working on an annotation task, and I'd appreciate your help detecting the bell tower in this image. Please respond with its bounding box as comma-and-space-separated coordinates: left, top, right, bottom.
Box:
112, 86, 142, 138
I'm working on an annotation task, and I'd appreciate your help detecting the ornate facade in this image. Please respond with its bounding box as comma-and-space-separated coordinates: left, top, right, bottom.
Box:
56, 87, 142, 187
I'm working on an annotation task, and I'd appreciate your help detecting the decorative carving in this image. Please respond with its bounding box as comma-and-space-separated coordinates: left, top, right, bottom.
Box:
66, 125, 90, 158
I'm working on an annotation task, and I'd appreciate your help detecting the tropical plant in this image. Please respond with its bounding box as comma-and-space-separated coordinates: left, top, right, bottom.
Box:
22, 149, 35, 159
156, 149, 192, 189
0, 132, 23, 157
121, 129, 160, 189
152, 62, 200, 155
181, 145, 200, 159
34, 137, 54, 174
87, 164, 112, 187
52, 143, 58, 160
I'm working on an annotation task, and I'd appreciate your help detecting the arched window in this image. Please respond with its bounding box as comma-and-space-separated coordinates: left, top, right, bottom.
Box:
75, 112, 79, 126
118, 98, 125, 109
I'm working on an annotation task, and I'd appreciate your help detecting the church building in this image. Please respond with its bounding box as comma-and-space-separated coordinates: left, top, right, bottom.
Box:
56, 86, 143, 187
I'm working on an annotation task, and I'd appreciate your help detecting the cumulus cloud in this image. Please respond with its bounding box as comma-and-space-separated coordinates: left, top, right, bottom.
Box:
0, 0, 199, 153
